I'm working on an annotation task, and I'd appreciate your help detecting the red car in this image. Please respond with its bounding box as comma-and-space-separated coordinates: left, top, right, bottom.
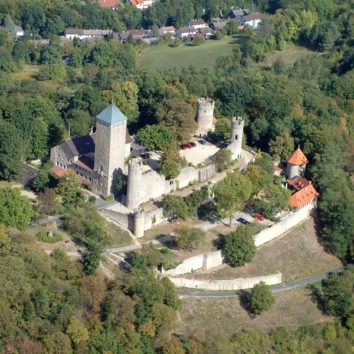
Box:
255, 213, 265, 221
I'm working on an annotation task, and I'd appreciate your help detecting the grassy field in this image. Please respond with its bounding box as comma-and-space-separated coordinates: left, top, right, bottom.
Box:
178, 287, 333, 336
186, 218, 342, 282
138, 37, 238, 70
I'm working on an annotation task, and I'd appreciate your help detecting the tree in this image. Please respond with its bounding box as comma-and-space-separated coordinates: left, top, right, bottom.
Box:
43, 332, 73, 354
0, 121, 24, 180
65, 109, 92, 137
82, 243, 102, 276
158, 144, 181, 179
211, 149, 232, 172
37, 187, 58, 215
0, 224, 10, 255
222, 225, 256, 266
214, 117, 231, 140
163, 195, 189, 220
320, 267, 354, 319
175, 226, 205, 251
269, 129, 294, 162
156, 99, 197, 142
185, 187, 209, 216
0, 188, 33, 230
213, 171, 252, 225
56, 170, 82, 207
249, 282, 275, 315
136, 124, 175, 151
66, 316, 89, 348
191, 36, 204, 46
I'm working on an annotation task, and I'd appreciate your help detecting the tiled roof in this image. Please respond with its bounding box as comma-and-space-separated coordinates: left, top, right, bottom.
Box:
190, 19, 206, 26
96, 103, 128, 125
51, 166, 67, 177
290, 184, 319, 209
287, 177, 310, 191
287, 147, 309, 165
97, 0, 118, 8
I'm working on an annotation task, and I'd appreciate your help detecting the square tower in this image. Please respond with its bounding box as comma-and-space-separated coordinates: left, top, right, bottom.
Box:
93, 103, 127, 196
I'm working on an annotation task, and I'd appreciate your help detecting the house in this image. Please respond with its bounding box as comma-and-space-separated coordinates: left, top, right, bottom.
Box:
189, 19, 208, 30
129, 29, 148, 41
130, 0, 155, 10
230, 8, 249, 19
97, 0, 118, 9
212, 19, 229, 31
114, 32, 130, 43
160, 26, 176, 36
14, 25, 24, 39
176, 26, 197, 40
289, 184, 319, 209
64, 28, 111, 40
198, 26, 214, 39
240, 13, 264, 29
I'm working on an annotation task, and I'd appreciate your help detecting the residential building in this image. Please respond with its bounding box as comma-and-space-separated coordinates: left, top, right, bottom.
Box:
64, 28, 111, 40
14, 25, 24, 38
130, 0, 155, 10
189, 19, 208, 30
176, 26, 197, 40
240, 13, 265, 29
198, 26, 214, 38
97, 0, 118, 9
160, 26, 176, 36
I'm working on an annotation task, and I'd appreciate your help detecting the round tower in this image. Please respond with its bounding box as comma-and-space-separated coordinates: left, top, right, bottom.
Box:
228, 116, 244, 159
126, 158, 143, 209
133, 209, 145, 238
196, 98, 215, 136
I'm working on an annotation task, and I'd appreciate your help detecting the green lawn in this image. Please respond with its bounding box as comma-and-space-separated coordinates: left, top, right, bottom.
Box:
138, 37, 239, 70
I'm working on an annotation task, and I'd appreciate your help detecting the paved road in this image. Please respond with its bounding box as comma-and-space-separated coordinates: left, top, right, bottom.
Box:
176, 266, 344, 297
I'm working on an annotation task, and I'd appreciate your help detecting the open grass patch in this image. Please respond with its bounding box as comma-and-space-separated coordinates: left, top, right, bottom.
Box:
138, 37, 239, 70
37, 230, 63, 243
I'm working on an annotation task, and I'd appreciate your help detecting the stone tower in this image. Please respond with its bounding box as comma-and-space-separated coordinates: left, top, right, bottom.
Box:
286, 147, 308, 179
196, 98, 215, 137
126, 158, 144, 209
227, 116, 244, 159
133, 209, 145, 238
93, 103, 127, 196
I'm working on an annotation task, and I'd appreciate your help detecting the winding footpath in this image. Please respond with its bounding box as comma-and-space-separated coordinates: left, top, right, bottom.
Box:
176, 266, 344, 297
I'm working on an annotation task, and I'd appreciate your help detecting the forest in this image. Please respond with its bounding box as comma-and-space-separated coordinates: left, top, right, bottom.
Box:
0, 0, 353, 352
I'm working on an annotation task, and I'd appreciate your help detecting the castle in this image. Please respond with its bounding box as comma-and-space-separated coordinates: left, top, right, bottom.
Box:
51, 98, 245, 211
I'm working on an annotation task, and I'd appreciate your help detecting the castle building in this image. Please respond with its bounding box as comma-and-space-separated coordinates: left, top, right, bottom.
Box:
50, 103, 132, 196
227, 116, 244, 159
195, 98, 215, 137
285, 147, 319, 209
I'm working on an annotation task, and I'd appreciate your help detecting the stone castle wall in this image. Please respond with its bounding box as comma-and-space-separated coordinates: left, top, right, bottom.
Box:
168, 272, 282, 291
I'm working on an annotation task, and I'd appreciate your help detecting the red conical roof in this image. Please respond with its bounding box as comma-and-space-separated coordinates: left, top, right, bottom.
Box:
287, 147, 309, 165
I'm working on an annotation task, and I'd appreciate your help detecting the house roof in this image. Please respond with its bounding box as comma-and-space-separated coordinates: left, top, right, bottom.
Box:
178, 26, 197, 33
243, 13, 265, 21
287, 177, 310, 191
97, 0, 118, 8
161, 26, 175, 32
287, 147, 309, 165
290, 184, 319, 209
51, 166, 67, 177
190, 19, 206, 26
232, 9, 249, 17
96, 103, 128, 125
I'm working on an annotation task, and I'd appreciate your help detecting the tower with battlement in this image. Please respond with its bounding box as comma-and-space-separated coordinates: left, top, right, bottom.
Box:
196, 98, 215, 136
93, 103, 128, 196
227, 116, 244, 160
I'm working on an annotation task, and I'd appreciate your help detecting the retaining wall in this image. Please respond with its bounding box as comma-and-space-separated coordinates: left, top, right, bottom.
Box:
168, 272, 282, 291
254, 202, 315, 247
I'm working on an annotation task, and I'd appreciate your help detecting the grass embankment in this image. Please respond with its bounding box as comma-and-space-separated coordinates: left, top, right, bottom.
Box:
178, 287, 333, 336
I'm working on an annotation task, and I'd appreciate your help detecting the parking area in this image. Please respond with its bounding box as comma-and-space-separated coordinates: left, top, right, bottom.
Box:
180, 140, 219, 166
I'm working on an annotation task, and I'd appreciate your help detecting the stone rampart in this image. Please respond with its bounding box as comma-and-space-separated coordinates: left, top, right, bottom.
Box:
168, 272, 282, 291
254, 202, 315, 247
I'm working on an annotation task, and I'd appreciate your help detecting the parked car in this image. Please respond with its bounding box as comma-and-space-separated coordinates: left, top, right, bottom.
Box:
217, 141, 228, 148
199, 139, 207, 145
183, 142, 193, 148
255, 213, 265, 221
180, 144, 187, 150
156, 150, 163, 155
189, 142, 196, 147
237, 217, 250, 225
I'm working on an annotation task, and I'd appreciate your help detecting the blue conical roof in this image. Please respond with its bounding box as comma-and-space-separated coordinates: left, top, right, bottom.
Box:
97, 103, 127, 125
